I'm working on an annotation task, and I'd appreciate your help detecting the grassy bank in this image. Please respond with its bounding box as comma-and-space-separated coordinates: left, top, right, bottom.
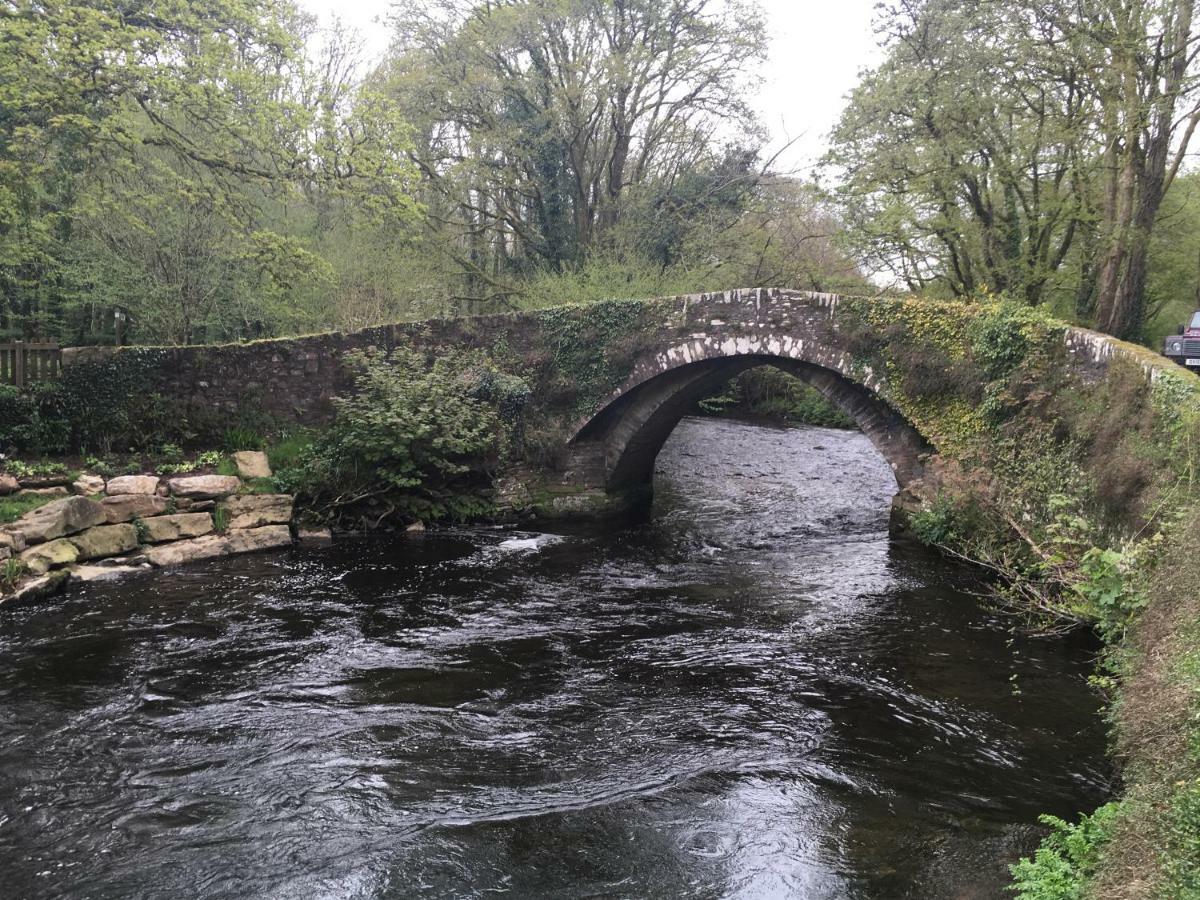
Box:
1009, 508, 1200, 898
1093, 508, 1200, 898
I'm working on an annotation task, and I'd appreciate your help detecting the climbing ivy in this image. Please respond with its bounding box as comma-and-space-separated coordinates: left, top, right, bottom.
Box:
535, 299, 650, 415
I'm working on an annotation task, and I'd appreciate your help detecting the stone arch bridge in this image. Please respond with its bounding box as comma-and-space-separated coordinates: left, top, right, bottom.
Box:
62, 288, 1171, 522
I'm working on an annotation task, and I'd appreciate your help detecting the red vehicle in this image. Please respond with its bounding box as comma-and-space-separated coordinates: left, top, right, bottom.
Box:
1163, 311, 1200, 371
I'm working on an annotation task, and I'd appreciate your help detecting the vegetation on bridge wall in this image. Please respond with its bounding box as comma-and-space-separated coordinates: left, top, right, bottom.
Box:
831, 297, 1200, 628
825, 296, 1200, 897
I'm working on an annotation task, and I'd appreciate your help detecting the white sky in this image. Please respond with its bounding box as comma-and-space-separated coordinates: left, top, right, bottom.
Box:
296, 0, 884, 174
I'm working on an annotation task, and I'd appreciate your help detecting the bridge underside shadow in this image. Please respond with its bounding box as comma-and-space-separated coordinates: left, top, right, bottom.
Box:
566, 356, 930, 497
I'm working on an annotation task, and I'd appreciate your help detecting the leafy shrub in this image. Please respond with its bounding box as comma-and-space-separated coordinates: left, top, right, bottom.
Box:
276, 349, 524, 525
266, 431, 314, 473
1068, 546, 1148, 640
195, 451, 223, 469
908, 495, 961, 546
1010, 803, 1120, 899
85, 456, 116, 477
2, 459, 69, 479
158, 443, 184, 463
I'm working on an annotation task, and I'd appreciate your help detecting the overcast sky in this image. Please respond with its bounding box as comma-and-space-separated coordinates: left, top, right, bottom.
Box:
295, 0, 884, 174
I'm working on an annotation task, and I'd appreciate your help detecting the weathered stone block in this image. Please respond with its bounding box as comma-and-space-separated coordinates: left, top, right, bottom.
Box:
8, 496, 106, 545
141, 513, 213, 543
232, 451, 272, 479
21, 538, 80, 575
218, 494, 293, 529
0, 530, 26, 553
106, 475, 160, 496
101, 494, 170, 523
69, 524, 139, 561
168, 475, 241, 499
71, 474, 106, 496
143, 524, 292, 567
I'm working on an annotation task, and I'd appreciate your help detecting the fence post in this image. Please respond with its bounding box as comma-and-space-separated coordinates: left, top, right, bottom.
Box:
13, 340, 24, 388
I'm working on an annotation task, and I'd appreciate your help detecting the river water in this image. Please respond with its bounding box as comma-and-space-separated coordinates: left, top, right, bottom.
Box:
0, 418, 1109, 899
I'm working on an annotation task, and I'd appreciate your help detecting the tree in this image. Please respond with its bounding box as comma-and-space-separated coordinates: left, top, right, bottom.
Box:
825, 0, 1091, 307
385, 0, 766, 300
1079, 0, 1200, 338
827, 0, 1200, 340
0, 1, 420, 343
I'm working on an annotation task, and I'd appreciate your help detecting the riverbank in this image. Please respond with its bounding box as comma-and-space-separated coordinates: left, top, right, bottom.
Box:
1088, 508, 1200, 897
0, 452, 320, 605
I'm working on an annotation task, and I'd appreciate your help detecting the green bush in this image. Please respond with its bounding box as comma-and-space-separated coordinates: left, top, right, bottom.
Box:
908, 494, 963, 546
276, 349, 525, 525
222, 427, 266, 452
1010, 803, 1120, 899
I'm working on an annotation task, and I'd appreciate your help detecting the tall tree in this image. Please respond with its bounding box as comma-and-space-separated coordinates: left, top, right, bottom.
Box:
386, 0, 765, 299
826, 0, 1091, 306
1080, 0, 1200, 338
0, 1, 418, 343
827, 0, 1200, 340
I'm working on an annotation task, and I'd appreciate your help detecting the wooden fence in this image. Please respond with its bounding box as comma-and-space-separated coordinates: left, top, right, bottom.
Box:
0, 342, 61, 388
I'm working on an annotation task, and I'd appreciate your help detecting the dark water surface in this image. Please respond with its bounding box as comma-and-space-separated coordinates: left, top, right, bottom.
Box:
0, 418, 1109, 899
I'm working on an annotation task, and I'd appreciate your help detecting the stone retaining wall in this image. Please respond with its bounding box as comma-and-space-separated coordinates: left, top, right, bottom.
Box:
0, 453, 327, 607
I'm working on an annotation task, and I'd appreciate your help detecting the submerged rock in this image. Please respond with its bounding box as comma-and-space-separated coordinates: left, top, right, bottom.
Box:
297, 526, 333, 547
71, 564, 148, 584
1, 569, 69, 606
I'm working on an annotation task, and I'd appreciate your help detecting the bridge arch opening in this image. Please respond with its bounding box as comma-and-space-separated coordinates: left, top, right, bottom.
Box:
568, 355, 930, 499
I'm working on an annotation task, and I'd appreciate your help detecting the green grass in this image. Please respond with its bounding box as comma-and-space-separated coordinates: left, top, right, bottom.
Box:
238, 477, 278, 495
216, 456, 239, 477
266, 431, 313, 472
0, 492, 57, 524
